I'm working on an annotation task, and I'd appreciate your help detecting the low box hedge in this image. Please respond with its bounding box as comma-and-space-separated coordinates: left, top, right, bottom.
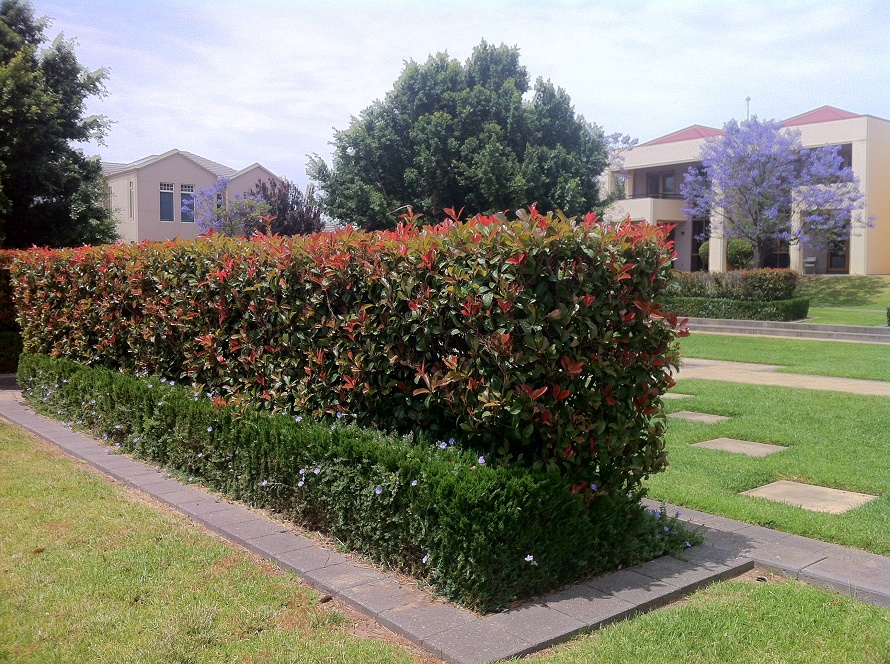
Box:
18, 353, 699, 613
668, 269, 798, 301
663, 296, 810, 322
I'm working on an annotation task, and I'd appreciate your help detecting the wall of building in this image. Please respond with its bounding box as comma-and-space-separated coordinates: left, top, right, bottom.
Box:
136, 154, 219, 242
864, 116, 890, 274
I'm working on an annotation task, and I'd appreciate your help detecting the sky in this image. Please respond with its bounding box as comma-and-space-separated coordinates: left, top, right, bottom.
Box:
31, 0, 890, 189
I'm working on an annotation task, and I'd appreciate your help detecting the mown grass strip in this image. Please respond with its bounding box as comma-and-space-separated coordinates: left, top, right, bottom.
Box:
0, 422, 415, 663
680, 334, 890, 382
651, 380, 890, 555
537, 578, 890, 663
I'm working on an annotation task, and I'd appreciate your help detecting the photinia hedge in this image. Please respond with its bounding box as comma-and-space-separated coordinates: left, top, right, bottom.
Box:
12, 207, 683, 490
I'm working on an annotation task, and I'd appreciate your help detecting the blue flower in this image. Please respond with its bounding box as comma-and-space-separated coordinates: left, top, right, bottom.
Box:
685, 540, 692, 548
438, 442, 447, 449
422, 554, 429, 564
295, 416, 303, 423
478, 456, 486, 465
261, 480, 269, 487
524, 554, 534, 562
411, 480, 418, 486
590, 483, 597, 492
207, 427, 213, 432
664, 526, 670, 532
375, 486, 382, 495
299, 468, 306, 475
313, 468, 320, 475
297, 480, 304, 487
336, 412, 343, 419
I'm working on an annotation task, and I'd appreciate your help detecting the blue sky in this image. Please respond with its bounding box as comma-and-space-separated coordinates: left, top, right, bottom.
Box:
32, 0, 890, 188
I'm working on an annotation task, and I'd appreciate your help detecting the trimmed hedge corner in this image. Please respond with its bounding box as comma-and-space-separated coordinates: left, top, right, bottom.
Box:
18, 353, 701, 613
663, 296, 809, 322
668, 268, 798, 301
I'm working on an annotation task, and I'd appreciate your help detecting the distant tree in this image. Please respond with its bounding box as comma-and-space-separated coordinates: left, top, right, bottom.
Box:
308, 40, 609, 230
183, 177, 270, 236
0, 0, 117, 248
246, 177, 324, 235
681, 116, 867, 267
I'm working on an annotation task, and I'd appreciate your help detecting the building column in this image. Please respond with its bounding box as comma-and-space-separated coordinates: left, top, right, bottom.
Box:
708, 213, 726, 272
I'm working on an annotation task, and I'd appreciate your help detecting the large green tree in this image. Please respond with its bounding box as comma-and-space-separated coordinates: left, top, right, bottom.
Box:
0, 0, 116, 248
308, 41, 609, 230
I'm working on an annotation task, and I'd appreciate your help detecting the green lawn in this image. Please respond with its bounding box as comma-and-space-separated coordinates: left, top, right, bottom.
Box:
798, 275, 890, 308
3, 421, 889, 663
0, 423, 415, 663
537, 577, 890, 663
680, 333, 890, 382
805, 306, 887, 326
650, 380, 890, 555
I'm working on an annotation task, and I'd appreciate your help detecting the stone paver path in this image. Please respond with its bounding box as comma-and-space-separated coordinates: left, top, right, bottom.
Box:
676, 358, 890, 397
691, 438, 788, 457
667, 410, 730, 424
742, 480, 879, 514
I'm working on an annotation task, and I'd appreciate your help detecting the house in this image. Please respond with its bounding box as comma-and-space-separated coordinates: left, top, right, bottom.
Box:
102, 150, 280, 242
605, 106, 890, 275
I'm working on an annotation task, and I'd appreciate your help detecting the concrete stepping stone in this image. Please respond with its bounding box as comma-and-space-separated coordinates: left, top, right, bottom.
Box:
741, 480, 878, 514
692, 438, 788, 457
663, 393, 694, 400
667, 411, 729, 424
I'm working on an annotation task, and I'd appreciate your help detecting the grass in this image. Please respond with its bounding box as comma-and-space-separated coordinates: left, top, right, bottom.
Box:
680, 333, 890, 382
798, 275, 890, 308
3, 419, 889, 662
536, 578, 890, 663
0, 422, 417, 663
649, 380, 890, 555
805, 306, 888, 326
796, 275, 890, 326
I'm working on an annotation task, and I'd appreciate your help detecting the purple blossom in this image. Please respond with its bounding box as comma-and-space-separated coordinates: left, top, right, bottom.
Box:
375, 486, 382, 495
685, 541, 692, 548
524, 554, 534, 562
313, 468, 320, 475
438, 442, 447, 449
478, 456, 486, 465
422, 554, 429, 564
295, 416, 303, 423
590, 483, 597, 492
261, 480, 269, 487
411, 479, 418, 486
682, 116, 868, 265
297, 480, 304, 487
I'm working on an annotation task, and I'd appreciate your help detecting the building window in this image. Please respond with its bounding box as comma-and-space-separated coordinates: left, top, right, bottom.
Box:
160, 183, 174, 222
128, 181, 135, 219
181, 184, 195, 223
647, 172, 677, 198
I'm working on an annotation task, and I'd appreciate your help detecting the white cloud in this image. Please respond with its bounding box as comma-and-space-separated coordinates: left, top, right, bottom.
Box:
33, 0, 890, 188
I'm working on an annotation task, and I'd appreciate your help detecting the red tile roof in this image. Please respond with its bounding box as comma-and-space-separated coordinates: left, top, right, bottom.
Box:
640, 125, 724, 146
781, 105, 862, 127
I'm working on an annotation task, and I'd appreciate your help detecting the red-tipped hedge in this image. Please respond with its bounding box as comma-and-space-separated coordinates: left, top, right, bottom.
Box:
12, 208, 683, 488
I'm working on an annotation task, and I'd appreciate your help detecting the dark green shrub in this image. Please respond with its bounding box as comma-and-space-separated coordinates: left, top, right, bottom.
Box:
698, 240, 710, 270
0, 331, 23, 373
663, 296, 809, 321
0, 251, 21, 373
667, 269, 797, 302
726, 239, 754, 270
17, 353, 701, 612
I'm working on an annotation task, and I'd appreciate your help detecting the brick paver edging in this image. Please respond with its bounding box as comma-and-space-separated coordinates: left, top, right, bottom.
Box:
2, 390, 887, 662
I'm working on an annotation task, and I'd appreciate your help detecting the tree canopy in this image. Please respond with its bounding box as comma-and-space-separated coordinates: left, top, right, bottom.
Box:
308, 41, 609, 230
247, 177, 324, 236
681, 116, 867, 267
0, 0, 116, 248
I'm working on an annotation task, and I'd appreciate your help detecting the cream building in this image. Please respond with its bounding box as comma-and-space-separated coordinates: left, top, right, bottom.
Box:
606, 106, 890, 275
103, 150, 279, 242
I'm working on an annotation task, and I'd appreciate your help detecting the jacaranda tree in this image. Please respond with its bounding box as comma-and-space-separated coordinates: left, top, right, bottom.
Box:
182, 177, 271, 236
308, 40, 609, 230
681, 116, 867, 267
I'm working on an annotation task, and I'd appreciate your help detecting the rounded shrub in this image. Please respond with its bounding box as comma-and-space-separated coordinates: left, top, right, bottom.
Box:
697, 240, 709, 270
727, 239, 754, 270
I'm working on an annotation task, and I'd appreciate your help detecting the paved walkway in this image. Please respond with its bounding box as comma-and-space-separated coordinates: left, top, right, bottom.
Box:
676, 357, 890, 396
1, 381, 889, 663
